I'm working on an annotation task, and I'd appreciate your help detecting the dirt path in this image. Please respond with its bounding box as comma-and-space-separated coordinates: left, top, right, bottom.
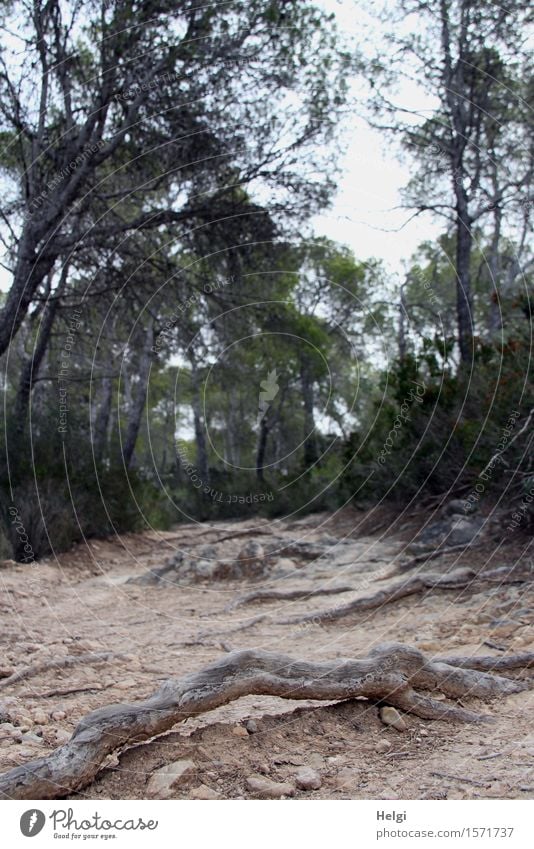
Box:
0, 508, 533, 799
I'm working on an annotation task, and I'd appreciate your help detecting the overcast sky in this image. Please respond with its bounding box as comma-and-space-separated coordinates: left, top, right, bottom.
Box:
0, 1, 441, 293
312, 0, 440, 276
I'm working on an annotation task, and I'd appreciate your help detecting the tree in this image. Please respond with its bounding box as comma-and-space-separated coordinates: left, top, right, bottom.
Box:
367, 0, 533, 362
0, 0, 350, 355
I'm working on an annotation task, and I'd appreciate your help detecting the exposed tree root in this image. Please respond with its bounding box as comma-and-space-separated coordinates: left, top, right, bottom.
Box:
387, 544, 480, 577
135, 525, 275, 554
279, 566, 531, 626
0, 642, 530, 799
186, 614, 271, 645
0, 652, 124, 691
439, 652, 534, 672
226, 584, 355, 611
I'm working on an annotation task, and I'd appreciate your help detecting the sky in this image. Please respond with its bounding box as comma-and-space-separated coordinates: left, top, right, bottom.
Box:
312, 0, 441, 275
0, 0, 442, 292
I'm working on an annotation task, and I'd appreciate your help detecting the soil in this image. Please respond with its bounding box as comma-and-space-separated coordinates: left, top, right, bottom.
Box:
0, 507, 532, 800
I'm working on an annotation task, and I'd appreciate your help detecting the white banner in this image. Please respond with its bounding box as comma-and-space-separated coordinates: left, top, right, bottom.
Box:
1, 799, 531, 848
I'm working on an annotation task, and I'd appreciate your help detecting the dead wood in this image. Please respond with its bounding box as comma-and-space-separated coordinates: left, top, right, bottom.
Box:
0, 642, 530, 800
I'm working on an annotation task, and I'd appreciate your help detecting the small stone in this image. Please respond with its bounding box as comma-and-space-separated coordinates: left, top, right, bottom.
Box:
32, 710, 48, 726
146, 759, 196, 799
245, 719, 258, 734
295, 767, 322, 791
51, 711, 66, 721
379, 706, 407, 732
333, 767, 358, 790
115, 678, 137, 691
189, 784, 221, 800
420, 729, 429, 737
22, 732, 43, 745
375, 738, 392, 753
232, 725, 249, 738
246, 775, 295, 798
54, 730, 71, 745
13, 713, 32, 727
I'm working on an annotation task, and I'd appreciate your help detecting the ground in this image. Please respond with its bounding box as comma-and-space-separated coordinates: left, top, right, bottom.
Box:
0, 507, 532, 799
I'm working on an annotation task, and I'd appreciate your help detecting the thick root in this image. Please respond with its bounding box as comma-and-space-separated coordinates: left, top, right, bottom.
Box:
0, 642, 530, 800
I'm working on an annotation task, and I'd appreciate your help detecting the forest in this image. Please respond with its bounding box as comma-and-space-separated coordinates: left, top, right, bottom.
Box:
0, 0, 533, 809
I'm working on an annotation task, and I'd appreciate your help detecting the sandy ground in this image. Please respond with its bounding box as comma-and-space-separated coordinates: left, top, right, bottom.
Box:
0, 507, 533, 800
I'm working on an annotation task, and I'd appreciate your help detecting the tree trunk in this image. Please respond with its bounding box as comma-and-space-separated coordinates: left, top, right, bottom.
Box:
122, 319, 154, 469
0, 230, 57, 358
455, 204, 474, 363
256, 415, 270, 483
93, 377, 113, 464
190, 355, 210, 484
300, 358, 318, 466
488, 203, 503, 334
398, 282, 408, 363
11, 265, 68, 442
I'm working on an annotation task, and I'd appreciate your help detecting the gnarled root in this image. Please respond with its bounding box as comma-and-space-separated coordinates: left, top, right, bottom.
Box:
280, 566, 532, 626
0, 642, 531, 800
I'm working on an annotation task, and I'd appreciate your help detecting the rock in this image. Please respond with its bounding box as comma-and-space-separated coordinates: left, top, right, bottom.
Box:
54, 730, 71, 745
232, 725, 249, 738
32, 710, 48, 726
379, 706, 407, 732
189, 784, 221, 800
411, 513, 484, 551
442, 499, 477, 517
51, 710, 66, 721
193, 560, 218, 580
115, 678, 138, 691
235, 541, 266, 579
307, 752, 326, 769
12, 712, 33, 727
245, 719, 258, 734
22, 732, 44, 745
295, 767, 322, 791
333, 767, 358, 789
246, 775, 295, 798
375, 738, 392, 753
147, 759, 196, 799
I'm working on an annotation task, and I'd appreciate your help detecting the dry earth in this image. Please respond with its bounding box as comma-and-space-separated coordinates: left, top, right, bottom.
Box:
0, 507, 533, 800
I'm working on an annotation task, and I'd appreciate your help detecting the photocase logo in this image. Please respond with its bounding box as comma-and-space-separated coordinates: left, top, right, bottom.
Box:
20, 809, 46, 837
257, 369, 279, 425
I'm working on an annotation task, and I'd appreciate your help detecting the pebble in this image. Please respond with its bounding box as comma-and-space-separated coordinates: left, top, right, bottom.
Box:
333, 767, 358, 789
246, 775, 295, 798
232, 725, 249, 738
115, 679, 138, 691
55, 730, 71, 745
51, 711, 66, 721
13, 713, 33, 727
379, 706, 407, 732
189, 784, 221, 800
32, 710, 48, 726
375, 738, 392, 753
295, 767, 322, 791
245, 719, 258, 734
22, 732, 44, 745
146, 760, 196, 799
1, 724, 23, 743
